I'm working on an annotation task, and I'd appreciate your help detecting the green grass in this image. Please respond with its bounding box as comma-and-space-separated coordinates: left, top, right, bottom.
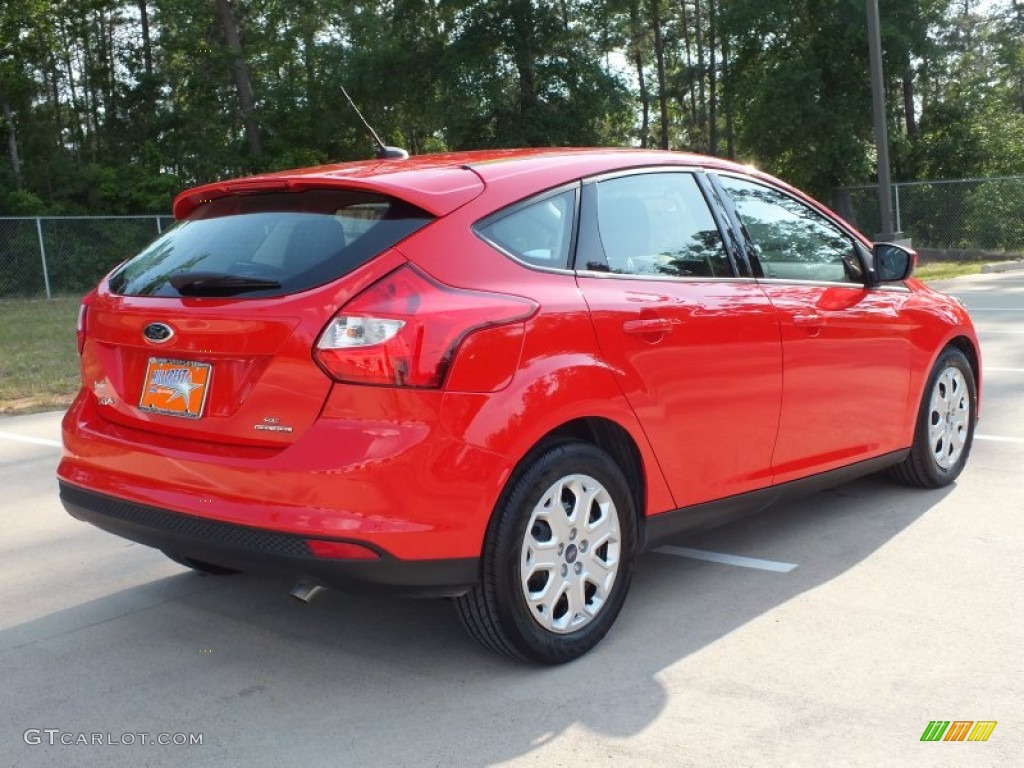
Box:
0, 296, 82, 415
913, 261, 984, 282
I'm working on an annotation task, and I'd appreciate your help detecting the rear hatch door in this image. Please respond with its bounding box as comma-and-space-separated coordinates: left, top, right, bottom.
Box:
81, 188, 432, 446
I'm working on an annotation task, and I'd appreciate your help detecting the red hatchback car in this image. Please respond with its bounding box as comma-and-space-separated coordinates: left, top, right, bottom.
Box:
59, 148, 980, 663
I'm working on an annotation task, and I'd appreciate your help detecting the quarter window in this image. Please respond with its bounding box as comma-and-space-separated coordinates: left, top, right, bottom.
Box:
592, 173, 731, 278
476, 189, 576, 269
718, 176, 863, 283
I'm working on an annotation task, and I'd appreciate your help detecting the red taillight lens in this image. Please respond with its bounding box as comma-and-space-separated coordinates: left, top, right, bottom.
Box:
76, 302, 88, 355
314, 264, 538, 388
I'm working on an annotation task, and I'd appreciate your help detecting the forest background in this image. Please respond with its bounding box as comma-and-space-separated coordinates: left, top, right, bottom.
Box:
0, 0, 1021, 216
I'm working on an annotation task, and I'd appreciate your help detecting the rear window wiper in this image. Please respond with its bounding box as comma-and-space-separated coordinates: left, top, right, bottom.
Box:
168, 272, 282, 296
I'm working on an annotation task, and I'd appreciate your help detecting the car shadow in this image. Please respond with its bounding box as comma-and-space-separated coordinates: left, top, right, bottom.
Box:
2, 475, 949, 766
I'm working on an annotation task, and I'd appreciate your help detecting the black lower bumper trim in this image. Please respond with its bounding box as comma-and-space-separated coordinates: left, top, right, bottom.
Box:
59, 482, 478, 597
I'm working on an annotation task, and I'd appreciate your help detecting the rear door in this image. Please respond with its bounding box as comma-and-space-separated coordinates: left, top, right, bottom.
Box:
574, 170, 783, 508
82, 189, 432, 446
712, 173, 914, 483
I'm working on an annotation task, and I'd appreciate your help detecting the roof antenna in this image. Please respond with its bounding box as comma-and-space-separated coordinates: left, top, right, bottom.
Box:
339, 85, 409, 160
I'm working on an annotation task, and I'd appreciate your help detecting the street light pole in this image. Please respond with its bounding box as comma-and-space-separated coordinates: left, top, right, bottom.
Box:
866, 0, 901, 242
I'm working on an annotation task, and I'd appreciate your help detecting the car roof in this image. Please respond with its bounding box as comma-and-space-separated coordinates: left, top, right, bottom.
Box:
172, 148, 757, 219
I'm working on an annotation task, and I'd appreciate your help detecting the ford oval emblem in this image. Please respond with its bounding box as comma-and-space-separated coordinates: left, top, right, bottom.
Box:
143, 322, 174, 344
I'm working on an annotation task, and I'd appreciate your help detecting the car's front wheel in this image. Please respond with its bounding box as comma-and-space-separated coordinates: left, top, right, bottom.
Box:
891, 346, 977, 488
455, 441, 638, 664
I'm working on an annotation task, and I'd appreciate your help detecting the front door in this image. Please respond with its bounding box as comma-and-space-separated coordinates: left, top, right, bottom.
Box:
714, 174, 914, 484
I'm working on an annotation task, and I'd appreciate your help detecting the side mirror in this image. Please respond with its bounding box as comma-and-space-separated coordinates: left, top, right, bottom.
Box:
872, 242, 916, 283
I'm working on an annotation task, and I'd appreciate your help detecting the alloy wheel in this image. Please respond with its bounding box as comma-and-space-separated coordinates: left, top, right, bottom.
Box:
928, 365, 971, 470
519, 474, 621, 634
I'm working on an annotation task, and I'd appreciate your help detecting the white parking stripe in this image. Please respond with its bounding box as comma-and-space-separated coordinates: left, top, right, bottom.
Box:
975, 329, 1024, 334
965, 308, 1024, 311
976, 434, 1024, 445
985, 367, 1024, 372
0, 431, 61, 448
655, 546, 798, 572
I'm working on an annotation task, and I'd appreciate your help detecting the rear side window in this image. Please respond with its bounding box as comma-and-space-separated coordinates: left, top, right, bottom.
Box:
475, 188, 576, 269
108, 190, 433, 297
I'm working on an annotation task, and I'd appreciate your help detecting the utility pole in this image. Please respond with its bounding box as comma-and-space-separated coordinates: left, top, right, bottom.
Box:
866, 0, 904, 242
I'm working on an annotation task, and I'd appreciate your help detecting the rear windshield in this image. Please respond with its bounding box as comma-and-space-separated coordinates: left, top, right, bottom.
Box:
108, 190, 433, 297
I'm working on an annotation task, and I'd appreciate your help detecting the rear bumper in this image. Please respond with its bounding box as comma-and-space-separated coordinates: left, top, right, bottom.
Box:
59, 390, 512, 561
60, 482, 478, 596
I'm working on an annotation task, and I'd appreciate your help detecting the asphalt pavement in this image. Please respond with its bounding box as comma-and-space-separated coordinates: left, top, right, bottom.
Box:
1, 270, 1022, 767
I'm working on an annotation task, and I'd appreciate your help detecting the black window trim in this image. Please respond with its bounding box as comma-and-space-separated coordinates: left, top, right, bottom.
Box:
472, 181, 581, 274
694, 172, 753, 277
572, 167, 745, 282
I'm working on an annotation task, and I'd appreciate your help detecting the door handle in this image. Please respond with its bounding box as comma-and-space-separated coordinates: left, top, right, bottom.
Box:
622, 317, 674, 335
792, 312, 824, 327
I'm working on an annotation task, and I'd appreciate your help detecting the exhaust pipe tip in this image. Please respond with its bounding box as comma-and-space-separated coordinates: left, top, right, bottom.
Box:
290, 581, 326, 604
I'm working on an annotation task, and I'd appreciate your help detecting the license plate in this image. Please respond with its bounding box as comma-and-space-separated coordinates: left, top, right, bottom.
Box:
138, 358, 212, 419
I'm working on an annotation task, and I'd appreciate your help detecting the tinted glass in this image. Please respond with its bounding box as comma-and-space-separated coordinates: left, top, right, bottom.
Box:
719, 176, 862, 283
476, 189, 575, 269
592, 173, 730, 278
108, 190, 433, 297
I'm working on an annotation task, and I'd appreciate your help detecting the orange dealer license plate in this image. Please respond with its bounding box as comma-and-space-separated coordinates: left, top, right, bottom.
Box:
138, 358, 212, 419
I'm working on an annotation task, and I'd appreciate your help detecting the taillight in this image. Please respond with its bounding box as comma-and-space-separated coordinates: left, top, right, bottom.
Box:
76, 302, 89, 355
314, 264, 538, 388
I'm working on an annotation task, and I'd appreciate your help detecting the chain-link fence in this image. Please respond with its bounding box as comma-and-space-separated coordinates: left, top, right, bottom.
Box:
838, 176, 1024, 256
0, 216, 173, 299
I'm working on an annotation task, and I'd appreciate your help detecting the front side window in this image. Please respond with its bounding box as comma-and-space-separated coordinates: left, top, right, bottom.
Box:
108, 190, 432, 298
475, 189, 576, 269
718, 176, 863, 283
591, 173, 731, 278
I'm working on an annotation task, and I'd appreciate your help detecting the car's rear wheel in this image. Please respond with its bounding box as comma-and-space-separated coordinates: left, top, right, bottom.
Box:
891, 346, 977, 488
162, 550, 240, 576
455, 441, 638, 664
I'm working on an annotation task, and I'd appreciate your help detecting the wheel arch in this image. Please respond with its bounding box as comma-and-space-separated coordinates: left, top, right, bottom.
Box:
536, 417, 647, 543
890, 335, 979, 488
474, 414, 658, 568
903, 331, 983, 445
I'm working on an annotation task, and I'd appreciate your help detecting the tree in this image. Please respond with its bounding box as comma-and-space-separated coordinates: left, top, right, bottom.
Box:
0, 0, 50, 193
0, 0, 1022, 216
440, 0, 632, 148
720, 0, 949, 201
214, 0, 261, 157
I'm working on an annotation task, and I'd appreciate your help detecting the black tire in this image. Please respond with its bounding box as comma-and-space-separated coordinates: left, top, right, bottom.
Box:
454, 440, 638, 664
162, 550, 240, 576
890, 346, 977, 488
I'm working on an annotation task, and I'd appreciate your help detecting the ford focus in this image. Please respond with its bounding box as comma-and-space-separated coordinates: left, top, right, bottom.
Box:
58, 148, 980, 663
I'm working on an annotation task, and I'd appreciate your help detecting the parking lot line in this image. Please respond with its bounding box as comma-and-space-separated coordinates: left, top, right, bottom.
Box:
976, 434, 1024, 445
0, 431, 61, 449
655, 546, 798, 572
985, 367, 1024, 372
